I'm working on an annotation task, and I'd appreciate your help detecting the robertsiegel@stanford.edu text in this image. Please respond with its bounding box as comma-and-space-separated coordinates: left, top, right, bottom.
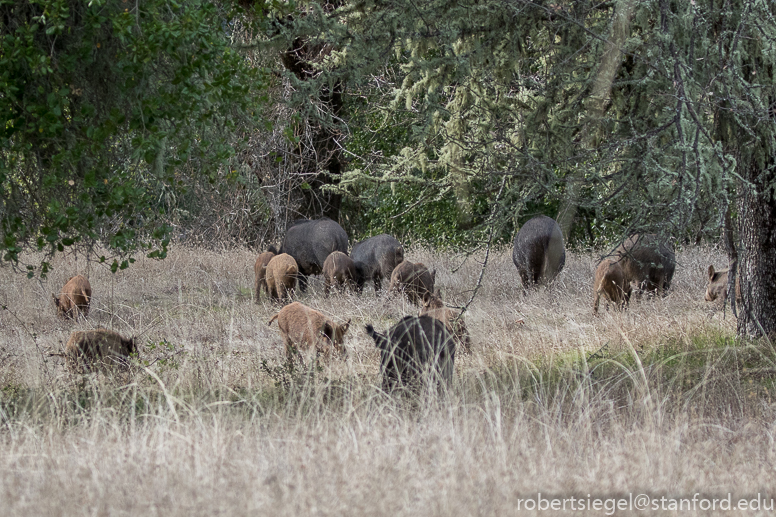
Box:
515, 493, 774, 513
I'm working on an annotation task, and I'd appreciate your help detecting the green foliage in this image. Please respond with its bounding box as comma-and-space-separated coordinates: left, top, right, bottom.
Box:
341, 76, 495, 247
0, 0, 269, 273
343, 183, 482, 248
4, 0, 768, 258
305, 0, 774, 247
143, 338, 182, 375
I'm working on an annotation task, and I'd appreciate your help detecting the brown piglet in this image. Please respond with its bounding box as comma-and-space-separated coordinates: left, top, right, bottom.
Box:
268, 302, 350, 363
53, 275, 92, 320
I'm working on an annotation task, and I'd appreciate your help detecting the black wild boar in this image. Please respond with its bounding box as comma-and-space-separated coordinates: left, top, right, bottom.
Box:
280, 218, 349, 291
365, 315, 455, 391
388, 261, 436, 305
512, 215, 566, 287
614, 233, 675, 296
322, 251, 357, 295
351, 234, 404, 293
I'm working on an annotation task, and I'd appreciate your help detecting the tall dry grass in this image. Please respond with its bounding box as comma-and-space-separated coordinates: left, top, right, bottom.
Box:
1, 244, 774, 516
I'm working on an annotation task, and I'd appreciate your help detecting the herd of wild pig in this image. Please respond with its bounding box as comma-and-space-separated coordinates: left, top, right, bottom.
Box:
52, 215, 733, 390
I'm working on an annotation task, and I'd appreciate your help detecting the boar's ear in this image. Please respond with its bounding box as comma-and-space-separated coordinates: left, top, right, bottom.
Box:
708, 265, 715, 279
340, 319, 351, 334
321, 322, 335, 342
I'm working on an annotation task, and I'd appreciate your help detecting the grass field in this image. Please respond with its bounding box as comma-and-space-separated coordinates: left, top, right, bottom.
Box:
1, 244, 775, 515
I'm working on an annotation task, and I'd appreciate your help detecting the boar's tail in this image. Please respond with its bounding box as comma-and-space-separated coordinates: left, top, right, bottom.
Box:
365, 324, 389, 350
267, 313, 279, 326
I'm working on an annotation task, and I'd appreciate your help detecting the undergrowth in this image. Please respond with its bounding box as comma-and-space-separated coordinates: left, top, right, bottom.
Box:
3, 330, 774, 428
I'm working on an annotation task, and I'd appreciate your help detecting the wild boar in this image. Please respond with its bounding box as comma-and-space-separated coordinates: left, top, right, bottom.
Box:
388, 261, 436, 306
264, 253, 299, 301
253, 245, 277, 303
512, 215, 566, 288
365, 315, 455, 391
322, 251, 356, 296
419, 291, 471, 353
280, 218, 349, 291
65, 328, 136, 373
268, 302, 350, 363
614, 233, 675, 295
53, 275, 92, 320
705, 265, 742, 303
351, 234, 404, 293
593, 258, 632, 314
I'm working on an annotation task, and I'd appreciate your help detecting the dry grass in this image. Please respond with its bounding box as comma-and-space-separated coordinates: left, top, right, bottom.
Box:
2, 244, 775, 516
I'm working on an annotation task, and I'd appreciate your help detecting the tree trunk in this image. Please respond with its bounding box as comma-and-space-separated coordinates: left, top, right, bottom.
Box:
722, 207, 738, 318
556, 0, 637, 239
737, 162, 776, 337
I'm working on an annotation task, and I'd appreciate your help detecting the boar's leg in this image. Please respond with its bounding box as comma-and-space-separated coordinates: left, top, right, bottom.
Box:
298, 273, 309, 293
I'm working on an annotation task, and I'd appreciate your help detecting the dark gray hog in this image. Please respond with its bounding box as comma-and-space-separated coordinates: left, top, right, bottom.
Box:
280, 218, 349, 291
512, 215, 566, 287
351, 234, 404, 293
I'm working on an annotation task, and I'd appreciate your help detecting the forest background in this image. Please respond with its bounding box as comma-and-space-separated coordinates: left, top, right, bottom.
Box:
2, 5, 776, 511
2, 0, 775, 335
